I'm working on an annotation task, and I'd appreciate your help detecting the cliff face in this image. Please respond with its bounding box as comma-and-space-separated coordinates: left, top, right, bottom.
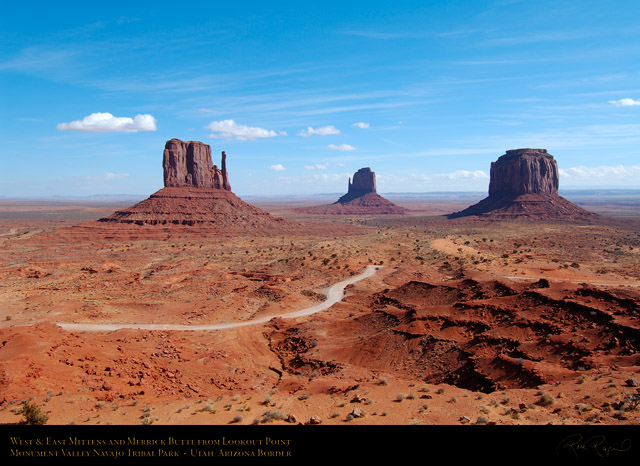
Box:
99, 138, 302, 231
337, 167, 379, 204
448, 148, 596, 220
346, 167, 376, 198
162, 139, 230, 191
488, 149, 558, 196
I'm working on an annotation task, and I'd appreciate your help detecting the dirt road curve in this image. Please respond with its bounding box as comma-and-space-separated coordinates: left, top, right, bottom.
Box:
57, 265, 383, 332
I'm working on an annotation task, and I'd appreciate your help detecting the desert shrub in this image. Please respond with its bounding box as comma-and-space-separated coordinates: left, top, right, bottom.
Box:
18, 400, 48, 425
201, 403, 216, 413
261, 411, 287, 423
616, 390, 640, 411
537, 393, 554, 407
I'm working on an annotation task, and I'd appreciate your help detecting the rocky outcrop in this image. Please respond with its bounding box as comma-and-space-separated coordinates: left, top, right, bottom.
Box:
448, 149, 596, 220
99, 139, 300, 232
297, 167, 407, 215
488, 149, 558, 196
163, 139, 230, 191
337, 167, 377, 203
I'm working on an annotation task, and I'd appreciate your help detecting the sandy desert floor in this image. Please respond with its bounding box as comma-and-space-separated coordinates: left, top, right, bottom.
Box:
0, 198, 639, 427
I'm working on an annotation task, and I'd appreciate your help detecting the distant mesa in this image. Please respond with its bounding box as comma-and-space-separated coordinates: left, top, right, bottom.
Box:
337, 167, 377, 203
297, 167, 407, 215
447, 148, 597, 220
99, 139, 296, 231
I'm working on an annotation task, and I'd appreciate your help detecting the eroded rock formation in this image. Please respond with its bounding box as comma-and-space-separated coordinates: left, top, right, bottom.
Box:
338, 167, 377, 203
488, 149, 558, 196
448, 148, 596, 220
297, 167, 406, 215
99, 139, 299, 232
163, 139, 230, 191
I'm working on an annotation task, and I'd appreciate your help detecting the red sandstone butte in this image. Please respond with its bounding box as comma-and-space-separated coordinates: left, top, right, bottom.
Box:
99, 139, 297, 231
298, 167, 407, 215
163, 139, 231, 191
448, 148, 597, 220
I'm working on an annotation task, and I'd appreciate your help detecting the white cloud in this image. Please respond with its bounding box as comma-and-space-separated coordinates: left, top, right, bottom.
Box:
207, 119, 279, 141
559, 165, 640, 178
298, 125, 340, 137
352, 122, 370, 129
57, 112, 157, 132
311, 173, 351, 183
269, 164, 286, 171
304, 163, 329, 170
328, 144, 356, 151
304, 164, 329, 170
608, 98, 640, 107
446, 170, 489, 180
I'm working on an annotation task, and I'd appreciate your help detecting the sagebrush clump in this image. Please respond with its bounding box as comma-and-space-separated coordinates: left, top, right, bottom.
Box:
18, 400, 48, 425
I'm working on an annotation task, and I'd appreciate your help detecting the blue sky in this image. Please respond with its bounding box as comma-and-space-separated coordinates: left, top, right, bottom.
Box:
1, 0, 639, 197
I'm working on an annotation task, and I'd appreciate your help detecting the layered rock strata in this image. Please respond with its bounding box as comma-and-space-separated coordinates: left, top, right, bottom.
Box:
488, 149, 558, 196
448, 149, 596, 220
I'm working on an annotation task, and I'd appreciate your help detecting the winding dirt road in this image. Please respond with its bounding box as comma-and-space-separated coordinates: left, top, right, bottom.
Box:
57, 265, 383, 332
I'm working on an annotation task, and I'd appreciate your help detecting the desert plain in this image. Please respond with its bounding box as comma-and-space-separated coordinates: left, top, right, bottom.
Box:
0, 192, 639, 428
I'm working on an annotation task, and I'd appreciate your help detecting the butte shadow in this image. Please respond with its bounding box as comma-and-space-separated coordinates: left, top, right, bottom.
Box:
447, 148, 597, 221
296, 167, 407, 215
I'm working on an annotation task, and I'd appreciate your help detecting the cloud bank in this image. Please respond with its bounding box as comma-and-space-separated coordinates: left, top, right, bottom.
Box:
560, 164, 640, 179
57, 112, 157, 132
446, 170, 489, 180
269, 164, 286, 171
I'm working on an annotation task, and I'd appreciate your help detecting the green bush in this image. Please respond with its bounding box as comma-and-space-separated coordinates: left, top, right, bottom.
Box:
18, 400, 48, 425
